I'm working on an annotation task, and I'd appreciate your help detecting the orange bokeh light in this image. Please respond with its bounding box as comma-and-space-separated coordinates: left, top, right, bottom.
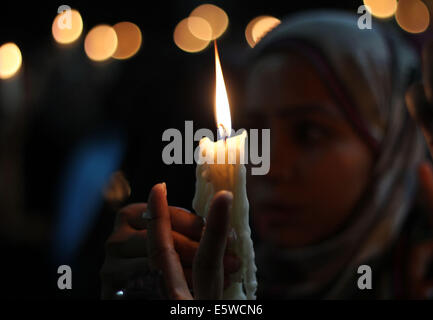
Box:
52, 9, 83, 44
0, 43, 22, 79
112, 22, 142, 60
245, 16, 280, 48
190, 4, 229, 40
187, 16, 213, 41
363, 0, 397, 18
84, 25, 118, 62
395, 0, 430, 34
174, 17, 210, 53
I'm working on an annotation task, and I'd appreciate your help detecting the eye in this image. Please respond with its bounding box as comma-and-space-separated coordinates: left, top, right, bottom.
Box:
293, 120, 330, 145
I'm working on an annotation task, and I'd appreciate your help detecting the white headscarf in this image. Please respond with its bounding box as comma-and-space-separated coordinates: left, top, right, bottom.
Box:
252, 10, 426, 299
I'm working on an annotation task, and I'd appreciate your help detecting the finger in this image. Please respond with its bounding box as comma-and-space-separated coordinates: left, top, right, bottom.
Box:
146, 183, 192, 300
169, 206, 205, 241
105, 225, 147, 258
116, 203, 204, 241
106, 226, 200, 266
116, 203, 148, 230
193, 190, 233, 300
418, 162, 433, 228
106, 226, 240, 275
423, 40, 433, 103
107, 230, 240, 274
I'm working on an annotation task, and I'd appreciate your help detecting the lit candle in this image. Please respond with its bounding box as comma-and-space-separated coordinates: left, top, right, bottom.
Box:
192, 41, 257, 300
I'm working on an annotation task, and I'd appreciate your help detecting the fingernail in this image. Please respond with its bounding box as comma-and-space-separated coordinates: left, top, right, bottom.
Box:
150, 182, 166, 199
217, 191, 233, 213
146, 182, 167, 219
161, 182, 167, 197
222, 190, 233, 202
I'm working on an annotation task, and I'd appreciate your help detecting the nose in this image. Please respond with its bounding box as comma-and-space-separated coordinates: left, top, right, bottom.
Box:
266, 123, 300, 183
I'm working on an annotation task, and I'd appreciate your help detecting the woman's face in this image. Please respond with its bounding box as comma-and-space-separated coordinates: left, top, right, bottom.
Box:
245, 52, 374, 249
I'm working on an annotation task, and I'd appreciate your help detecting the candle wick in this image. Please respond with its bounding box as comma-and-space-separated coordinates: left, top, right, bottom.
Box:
218, 123, 229, 140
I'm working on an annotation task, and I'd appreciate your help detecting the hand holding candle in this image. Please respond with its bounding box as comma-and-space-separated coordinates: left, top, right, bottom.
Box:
146, 183, 234, 299
102, 42, 257, 300
192, 42, 258, 300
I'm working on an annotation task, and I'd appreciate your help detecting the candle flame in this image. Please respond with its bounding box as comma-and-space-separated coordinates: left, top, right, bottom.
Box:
214, 41, 232, 139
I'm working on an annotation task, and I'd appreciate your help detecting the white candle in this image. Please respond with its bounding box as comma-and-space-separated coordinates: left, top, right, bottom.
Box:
192, 42, 257, 300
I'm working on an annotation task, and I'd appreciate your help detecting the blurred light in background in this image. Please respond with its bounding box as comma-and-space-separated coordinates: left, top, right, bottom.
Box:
395, 0, 430, 34
84, 25, 118, 61
112, 22, 142, 60
363, 0, 397, 18
53, 130, 125, 263
102, 171, 131, 204
245, 16, 281, 48
174, 17, 210, 53
187, 16, 213, 41
189, 4, 229, 40
252, 16, 281, 44
0, 43, 22, 79
52, 9, 83, 44
245, 16, 263, 48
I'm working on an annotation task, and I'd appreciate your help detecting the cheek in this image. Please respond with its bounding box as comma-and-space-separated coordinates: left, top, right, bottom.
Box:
305, 142, 372, 221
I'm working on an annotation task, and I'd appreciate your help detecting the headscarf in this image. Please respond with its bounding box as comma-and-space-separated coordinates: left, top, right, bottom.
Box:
251, 10, 426, 299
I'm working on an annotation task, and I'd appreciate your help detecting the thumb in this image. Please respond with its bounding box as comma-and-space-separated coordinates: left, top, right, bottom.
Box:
193, 190, 233, 300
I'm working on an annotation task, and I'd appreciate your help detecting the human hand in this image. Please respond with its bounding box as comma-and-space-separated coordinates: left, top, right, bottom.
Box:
100, 183, 240, 299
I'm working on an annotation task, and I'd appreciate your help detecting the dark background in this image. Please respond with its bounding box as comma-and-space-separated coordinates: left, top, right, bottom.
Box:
0, 1, 427, 298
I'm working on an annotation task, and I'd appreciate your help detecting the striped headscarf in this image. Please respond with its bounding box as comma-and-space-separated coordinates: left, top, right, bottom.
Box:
251, 10, 426, 299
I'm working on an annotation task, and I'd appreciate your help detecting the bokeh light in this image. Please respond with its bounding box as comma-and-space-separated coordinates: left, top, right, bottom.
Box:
245, 16, 281, 48
84, 25, 118, 62
112, 22, 142, 60
0, 43, 22, 79
252, 16, 281, 43
174, 17, 210, 53
187, 16, 213, 41
52, 9, 83, 44
363, 0, 397, 19
190, 4, 229, 40
395, 0, 430, 34
103, 171, 131, 204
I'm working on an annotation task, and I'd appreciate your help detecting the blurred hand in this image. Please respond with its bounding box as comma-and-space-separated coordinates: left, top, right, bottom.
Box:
100, 183, 240, 299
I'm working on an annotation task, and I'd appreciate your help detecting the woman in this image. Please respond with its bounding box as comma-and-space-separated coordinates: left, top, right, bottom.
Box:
100, 11, 433, 299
